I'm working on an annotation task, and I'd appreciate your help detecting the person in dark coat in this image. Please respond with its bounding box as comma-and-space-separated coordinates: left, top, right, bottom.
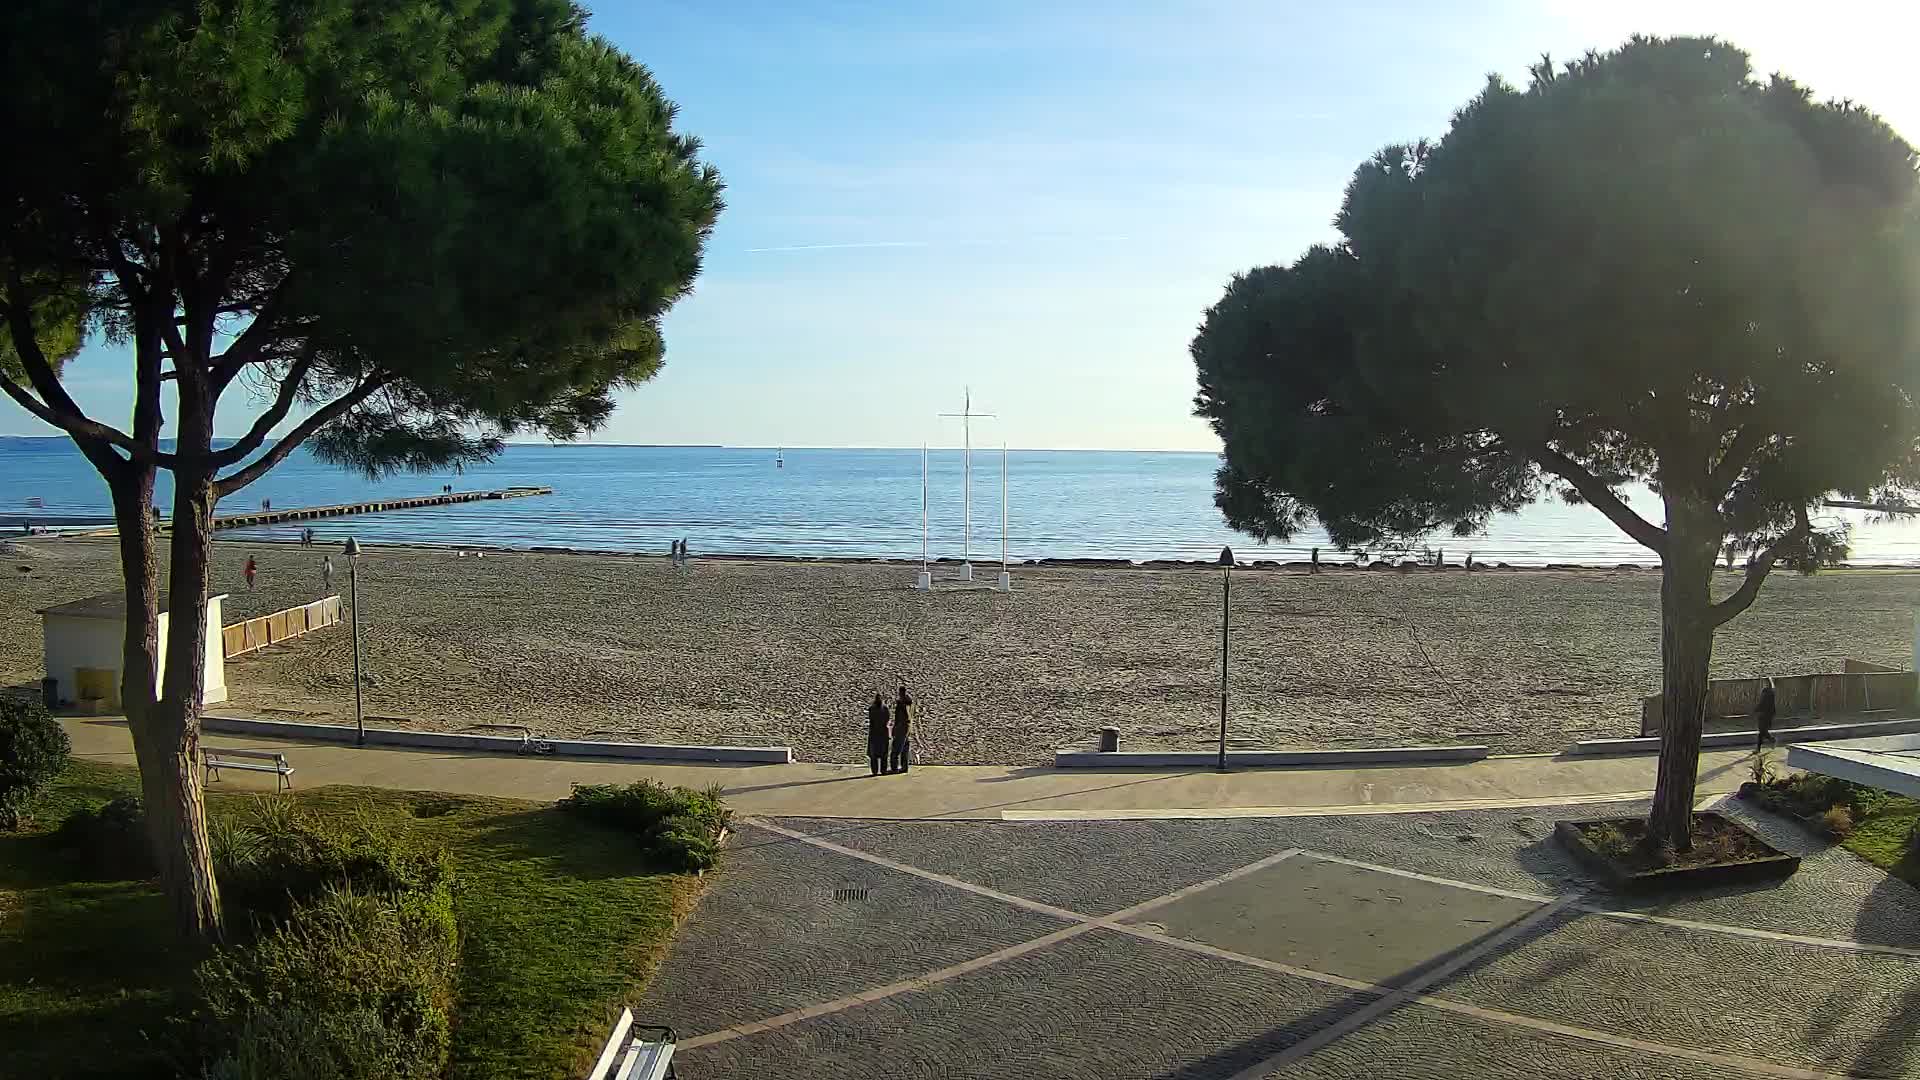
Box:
1754, 684, 1777, 750
867, 693, 890, 776
890, 686, 913, 774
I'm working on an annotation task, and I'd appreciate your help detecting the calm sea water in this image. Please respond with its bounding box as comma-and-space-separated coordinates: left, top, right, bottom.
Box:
3, 438, 1918, 565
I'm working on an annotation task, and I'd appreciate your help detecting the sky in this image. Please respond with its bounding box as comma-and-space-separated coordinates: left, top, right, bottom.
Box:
9, 0, 1920, 451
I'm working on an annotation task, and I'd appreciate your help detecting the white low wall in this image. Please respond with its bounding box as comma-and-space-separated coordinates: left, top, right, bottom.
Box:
1570, 715, 1920, 756
201, 716, 794, 764
1054, 745, 1491, 768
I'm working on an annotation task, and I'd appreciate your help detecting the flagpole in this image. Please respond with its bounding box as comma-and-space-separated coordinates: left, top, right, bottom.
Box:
997, 443, 1011, 592
963, 389, 973, 581
915, 444, 932, 590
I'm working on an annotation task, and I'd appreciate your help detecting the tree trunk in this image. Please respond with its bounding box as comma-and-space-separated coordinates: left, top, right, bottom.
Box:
140, 466, 224, 942
1648, 509, 1719, 852
108, 469, 161, 721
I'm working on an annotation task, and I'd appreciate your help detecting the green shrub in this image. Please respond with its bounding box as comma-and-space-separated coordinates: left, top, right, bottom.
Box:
558, 780, 731, 871
1582, 822, 1635, 859
216, 800, 453, 929
1754, 773, 1895, 831
0, 695, 70, 829
1817, 805, 1857, 839
203, 1006, 409, 1080
55, 795, 152, 877
198, 883, 459, 1080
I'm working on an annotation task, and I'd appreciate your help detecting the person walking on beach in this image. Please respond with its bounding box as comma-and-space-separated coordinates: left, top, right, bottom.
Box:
890, 686, 913, 774
1754, 683, 1777, 750
243, 556, 258, 592
322, 554, 334, 591
867, 693, 890, 776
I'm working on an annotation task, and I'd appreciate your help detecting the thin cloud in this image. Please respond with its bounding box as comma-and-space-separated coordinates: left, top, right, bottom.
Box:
746, 234, 1134, 254
746, 241, 930, 253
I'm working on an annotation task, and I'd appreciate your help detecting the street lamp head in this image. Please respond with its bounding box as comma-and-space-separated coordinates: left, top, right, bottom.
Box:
343, 537, 361, 559
1218, 545, 1235, 567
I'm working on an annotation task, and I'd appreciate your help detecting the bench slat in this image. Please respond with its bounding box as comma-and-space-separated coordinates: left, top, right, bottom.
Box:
208, 760, 292, 774
204, 748, 289, 764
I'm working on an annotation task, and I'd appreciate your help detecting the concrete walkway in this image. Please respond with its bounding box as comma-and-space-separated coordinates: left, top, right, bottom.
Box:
62, 717, 1763, 820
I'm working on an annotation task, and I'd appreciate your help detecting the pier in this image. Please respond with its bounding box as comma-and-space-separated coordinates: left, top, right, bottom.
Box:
211, 486, 553, 530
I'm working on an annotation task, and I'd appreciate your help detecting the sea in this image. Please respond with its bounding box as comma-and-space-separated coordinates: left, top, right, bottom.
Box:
4, 437, 1919, 566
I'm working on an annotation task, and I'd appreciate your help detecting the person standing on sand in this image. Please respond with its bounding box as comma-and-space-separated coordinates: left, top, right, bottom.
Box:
322, 554, 334, 591
890, 686, 913, 774
867, 693, 890, 776
1754, 683, 1777, 750
243, 556, 258, 592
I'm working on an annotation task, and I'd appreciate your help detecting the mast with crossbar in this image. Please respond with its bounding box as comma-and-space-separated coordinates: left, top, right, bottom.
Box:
939, 387, 995, 582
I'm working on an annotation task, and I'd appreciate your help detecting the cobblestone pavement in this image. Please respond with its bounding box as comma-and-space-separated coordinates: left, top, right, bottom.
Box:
639, 804, 1920, 1079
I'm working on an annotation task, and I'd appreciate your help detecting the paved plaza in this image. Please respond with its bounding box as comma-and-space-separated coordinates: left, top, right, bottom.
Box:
641, 799, 1920, 1079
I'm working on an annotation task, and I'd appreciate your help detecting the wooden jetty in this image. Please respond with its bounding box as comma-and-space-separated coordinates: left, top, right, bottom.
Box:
1823, 498, 1917, 515
211, 486, 552, 531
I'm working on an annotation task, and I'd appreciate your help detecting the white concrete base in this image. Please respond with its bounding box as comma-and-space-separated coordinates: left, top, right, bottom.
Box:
201, 715, 794, 763
1790, 733, 1920, 797
1054, 745, 1491, 768
914, 570, 932, 591
961, 562, 974, 582
995, 571, 1011, 592
1570, 715, 1920, 756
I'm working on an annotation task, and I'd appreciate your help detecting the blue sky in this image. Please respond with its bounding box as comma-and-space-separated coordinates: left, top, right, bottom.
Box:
9, 1, 1917, 450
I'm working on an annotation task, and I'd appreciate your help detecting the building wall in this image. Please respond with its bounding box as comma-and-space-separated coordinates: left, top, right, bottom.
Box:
43, 615, 131, 708
42, 594, 228, 708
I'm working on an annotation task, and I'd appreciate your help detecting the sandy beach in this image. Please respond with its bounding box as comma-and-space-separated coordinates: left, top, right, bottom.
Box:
3, 536, 1917, 764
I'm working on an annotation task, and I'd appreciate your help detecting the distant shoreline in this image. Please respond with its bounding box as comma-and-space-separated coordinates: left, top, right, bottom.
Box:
205, 532, 1920, 573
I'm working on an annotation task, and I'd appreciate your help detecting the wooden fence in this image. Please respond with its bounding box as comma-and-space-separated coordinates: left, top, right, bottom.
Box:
223, 595, 342, 659
1639, 669, 1920, 735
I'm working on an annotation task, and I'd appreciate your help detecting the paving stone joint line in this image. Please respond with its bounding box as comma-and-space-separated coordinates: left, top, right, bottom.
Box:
687, 819, 1889, 1079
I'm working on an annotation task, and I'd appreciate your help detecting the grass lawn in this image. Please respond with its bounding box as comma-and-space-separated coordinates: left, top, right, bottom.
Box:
1843, 793, 1920, 887
0, 760, 707, 1080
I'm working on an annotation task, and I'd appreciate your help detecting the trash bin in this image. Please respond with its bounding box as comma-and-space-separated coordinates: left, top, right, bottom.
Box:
1098, 726, 1120, 753
42, 676, 59, 710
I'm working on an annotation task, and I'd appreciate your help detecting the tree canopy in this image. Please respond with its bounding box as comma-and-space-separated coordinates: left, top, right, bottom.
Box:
1196, 37, 1919, 566
1, 0, 722, 486
1193, 36, 1920, 849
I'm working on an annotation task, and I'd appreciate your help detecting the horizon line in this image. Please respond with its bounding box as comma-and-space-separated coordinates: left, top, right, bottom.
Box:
0, 432, 1221, 455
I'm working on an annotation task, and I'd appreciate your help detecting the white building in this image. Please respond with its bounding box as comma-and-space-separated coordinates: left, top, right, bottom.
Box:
39, 591, 228, 709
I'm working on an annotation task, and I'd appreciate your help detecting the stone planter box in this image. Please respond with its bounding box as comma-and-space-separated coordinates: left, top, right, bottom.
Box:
1554, 812, 1800, 891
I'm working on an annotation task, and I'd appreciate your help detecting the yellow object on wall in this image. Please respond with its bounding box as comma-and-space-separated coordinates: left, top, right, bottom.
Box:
74, 667, 119, 710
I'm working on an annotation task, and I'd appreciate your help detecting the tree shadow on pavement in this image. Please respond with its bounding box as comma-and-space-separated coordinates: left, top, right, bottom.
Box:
1146, 904, 1559, 1080
1852, 871, 1920, 1078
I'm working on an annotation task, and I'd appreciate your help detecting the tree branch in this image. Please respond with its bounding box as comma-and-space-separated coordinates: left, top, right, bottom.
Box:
213, 373, 390, 497
1533, 443, 1669, 553
1708, 421, 1769, 494
0, 275, 161, 469
209, 277, 291, 392
206, 350, 316, 468
1710, 503, 1812, 627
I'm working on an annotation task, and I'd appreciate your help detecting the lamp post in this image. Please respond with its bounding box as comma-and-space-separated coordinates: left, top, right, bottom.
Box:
1218, 544, 1234, 773
343, 536, 364, 747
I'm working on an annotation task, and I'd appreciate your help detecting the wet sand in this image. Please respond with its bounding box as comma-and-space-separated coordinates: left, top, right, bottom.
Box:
3, 536, 1916, 763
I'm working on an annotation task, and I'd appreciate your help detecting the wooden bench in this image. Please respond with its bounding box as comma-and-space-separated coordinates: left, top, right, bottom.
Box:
201, 747, 294, 793
587, 1007, 676, 1080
